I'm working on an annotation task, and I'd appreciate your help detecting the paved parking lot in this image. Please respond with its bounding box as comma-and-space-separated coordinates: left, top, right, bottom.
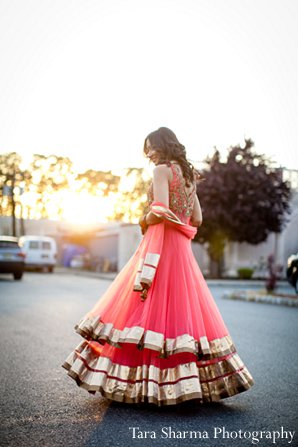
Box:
0, 272, 297, 446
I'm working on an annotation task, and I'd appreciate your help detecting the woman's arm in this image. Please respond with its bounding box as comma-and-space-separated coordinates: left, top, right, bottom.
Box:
146, 165, 170, 226
190, 194, 203, 227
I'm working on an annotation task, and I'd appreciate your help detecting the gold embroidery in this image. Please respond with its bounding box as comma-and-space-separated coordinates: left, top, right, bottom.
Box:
143, 330, 164, 351
119, 326, 145, 344
144, 253, 160, 267
147, 163, 196, 219
133, 258, 145, 291
75, 315, 236, 359
200, 336, 211, 354
133, 253, 161, 291
62, 341, 254, 406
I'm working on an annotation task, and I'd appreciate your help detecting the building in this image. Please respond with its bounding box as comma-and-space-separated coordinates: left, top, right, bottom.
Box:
1, 168, 297, 278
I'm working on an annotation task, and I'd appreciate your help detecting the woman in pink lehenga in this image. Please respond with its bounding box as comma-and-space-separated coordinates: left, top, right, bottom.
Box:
62, 127, 254, 406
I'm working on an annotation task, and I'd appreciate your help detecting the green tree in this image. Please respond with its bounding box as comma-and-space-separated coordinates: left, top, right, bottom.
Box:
76, 169, 120, 196
113, 167, 151, 222
195, 139, 292, 277
0, 152, 31, 236
29, 154, 74, 218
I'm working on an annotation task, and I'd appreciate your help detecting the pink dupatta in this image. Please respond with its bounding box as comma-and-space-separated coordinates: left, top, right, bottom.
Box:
133, 201, 197, 295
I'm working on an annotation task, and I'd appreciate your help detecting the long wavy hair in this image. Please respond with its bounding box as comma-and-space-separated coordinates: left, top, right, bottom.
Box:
144, 127, 196, 187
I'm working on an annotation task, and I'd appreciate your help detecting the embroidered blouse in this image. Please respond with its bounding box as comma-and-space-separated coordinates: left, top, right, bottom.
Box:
147, 162, 196, 222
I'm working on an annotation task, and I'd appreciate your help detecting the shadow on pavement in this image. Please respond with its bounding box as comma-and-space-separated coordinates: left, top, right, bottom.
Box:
84, 398, 251, 447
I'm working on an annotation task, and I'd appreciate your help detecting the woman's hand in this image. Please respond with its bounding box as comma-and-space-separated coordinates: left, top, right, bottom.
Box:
139, 215, 148, 235
190, 195, 203, 227
190, 218, 202, 227
145, 211, 163, 226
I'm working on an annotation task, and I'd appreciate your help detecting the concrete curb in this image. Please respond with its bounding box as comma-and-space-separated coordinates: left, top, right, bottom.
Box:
55, 267, 116, 281
55, 266, 291, 288
223, 290, 298, 307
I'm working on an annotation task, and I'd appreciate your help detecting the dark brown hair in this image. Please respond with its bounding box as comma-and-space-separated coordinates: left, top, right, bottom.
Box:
144, 127, 195, 186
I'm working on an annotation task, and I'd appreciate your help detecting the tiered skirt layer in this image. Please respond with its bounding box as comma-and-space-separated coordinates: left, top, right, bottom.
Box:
62, 315, 254, 406
62, 222, 254, 405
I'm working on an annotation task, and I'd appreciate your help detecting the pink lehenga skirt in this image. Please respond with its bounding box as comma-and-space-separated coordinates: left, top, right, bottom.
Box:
62, 211, 254, 406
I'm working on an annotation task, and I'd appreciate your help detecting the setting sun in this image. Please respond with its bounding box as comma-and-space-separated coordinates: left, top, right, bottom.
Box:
60, 190, 116, 225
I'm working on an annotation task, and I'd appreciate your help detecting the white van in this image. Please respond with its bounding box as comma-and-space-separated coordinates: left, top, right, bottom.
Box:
19, 236, 57, 272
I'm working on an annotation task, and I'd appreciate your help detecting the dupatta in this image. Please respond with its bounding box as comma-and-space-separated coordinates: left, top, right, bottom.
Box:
133, 201, 197, 298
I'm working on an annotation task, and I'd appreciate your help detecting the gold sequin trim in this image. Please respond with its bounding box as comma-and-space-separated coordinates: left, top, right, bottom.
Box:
75, 315, 236, 359
133, 253, 161, 291
62, 340, 254, 406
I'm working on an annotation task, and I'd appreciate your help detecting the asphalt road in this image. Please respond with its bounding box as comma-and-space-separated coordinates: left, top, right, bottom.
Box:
0, 272, 297, 447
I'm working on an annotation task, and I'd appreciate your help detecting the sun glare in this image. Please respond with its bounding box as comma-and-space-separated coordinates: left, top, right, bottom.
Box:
59, 190, 116, 225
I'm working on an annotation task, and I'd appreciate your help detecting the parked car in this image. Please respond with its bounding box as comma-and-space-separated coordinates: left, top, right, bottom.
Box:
19, 236, 57, 272
287, 253, 298, 294
0, 236, 25, 280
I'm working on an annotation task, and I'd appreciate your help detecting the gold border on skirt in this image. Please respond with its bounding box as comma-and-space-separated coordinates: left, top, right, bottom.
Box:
75, 315, 236, 359
62, 340, 254, 406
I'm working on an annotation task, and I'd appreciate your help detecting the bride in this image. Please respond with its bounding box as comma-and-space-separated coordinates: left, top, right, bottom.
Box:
62, 127, 254, 406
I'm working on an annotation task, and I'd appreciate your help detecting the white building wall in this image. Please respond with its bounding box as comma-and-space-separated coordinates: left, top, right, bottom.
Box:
191, 242, 210, 276
0, 216, 61, 237
223, 191, 298, 278
118, 224, 143, 271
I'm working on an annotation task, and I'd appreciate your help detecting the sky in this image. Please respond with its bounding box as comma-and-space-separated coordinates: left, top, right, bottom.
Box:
1, 0, 298, 173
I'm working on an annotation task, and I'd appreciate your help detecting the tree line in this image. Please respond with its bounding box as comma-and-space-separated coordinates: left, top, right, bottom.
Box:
0, 139, 292, 276
0, 152, 150, 232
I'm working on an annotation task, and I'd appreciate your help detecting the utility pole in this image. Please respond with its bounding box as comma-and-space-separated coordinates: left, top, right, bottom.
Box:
11, 169, 16, 237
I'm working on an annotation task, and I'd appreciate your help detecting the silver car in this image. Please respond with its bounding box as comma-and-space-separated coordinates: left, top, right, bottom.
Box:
0, 236, 25, 280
